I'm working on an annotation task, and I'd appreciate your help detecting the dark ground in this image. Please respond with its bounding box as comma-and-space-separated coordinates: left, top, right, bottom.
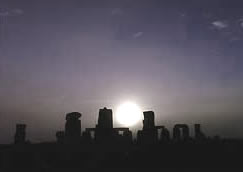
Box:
1, 139, 243, 171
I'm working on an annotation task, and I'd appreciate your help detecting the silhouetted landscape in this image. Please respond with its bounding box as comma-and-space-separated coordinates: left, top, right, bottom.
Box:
2, 0, 243, 171
1, 107, 243, 170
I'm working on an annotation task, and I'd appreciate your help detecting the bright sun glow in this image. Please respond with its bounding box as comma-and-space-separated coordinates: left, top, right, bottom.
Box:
116, 102, 142, 127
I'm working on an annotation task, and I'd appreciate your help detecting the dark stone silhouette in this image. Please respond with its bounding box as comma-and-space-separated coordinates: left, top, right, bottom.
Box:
160, 126, 170, 141
143, 111, 155, 130
95, 107, 115, 143
173, 124, 190, 141
2, 107, 243, 170
56, 131, 65, 144
97, 107, 113, 129
64, 112, 82, 144
85, 107, 132, 144
14, 124, 26, 144
137, 111, 158, 144
82, 130, 92, 144
194, 124, 206, 140
123, 130, 132, 143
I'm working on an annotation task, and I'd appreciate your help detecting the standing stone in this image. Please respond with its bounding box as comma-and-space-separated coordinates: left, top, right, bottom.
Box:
65, 112, 82, 144
14, 124, 26, 144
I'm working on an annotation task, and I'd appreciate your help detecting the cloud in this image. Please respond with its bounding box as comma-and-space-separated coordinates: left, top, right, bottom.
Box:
0, 8, 23, 17
0, 10, 10, 17
180, 13, 186, 17
238, 18, 243, 28
212, 20, 228, 30
133, 32, 143, 38
229, 37, 241, 42
240, 22, 243, 29
11, 8, 24, 15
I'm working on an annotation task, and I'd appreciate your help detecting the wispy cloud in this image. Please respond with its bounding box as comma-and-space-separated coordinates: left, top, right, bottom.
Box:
0, 10, 10, 17
239, 18, 243, 28
212, 20, 228, 29
133, 32, 143, 38
11, 8, 24, 15
0, 8, 23, 17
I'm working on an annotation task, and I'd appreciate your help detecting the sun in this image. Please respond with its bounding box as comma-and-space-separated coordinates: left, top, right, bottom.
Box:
116, 102, 143, 127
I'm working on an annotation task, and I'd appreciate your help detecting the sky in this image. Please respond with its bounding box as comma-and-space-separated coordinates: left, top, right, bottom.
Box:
1, 0, 243, 143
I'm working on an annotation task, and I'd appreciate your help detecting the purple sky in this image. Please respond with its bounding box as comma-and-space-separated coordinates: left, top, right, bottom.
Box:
1, 0, 243, 143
